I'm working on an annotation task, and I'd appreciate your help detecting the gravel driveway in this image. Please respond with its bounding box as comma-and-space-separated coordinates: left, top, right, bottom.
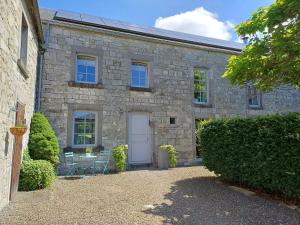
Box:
0, 166, 299, 225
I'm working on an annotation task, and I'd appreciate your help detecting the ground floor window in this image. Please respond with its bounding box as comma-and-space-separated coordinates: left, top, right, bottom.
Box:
73, 111, 96, 146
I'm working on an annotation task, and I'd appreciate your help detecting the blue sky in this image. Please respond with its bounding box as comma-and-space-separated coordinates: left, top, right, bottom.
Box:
38, 0, 274, 42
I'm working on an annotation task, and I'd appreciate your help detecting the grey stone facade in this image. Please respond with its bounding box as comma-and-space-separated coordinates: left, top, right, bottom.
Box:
0, 0, 42, 210
39, 10, 300, 171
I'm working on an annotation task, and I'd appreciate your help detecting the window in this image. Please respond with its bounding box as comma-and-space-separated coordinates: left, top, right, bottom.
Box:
170, 117, 176, 125
247, 85, 262, 108
194, 67, 208, 104
20, 14, 28, 66
73, 111, 96, 146
131, 62, 148, 88
76, 55, 97, 84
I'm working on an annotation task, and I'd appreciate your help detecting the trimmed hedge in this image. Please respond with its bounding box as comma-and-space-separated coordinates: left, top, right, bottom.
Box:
19, 160, 56, 191
198, 113, 300, 198
28, 112, 59, 165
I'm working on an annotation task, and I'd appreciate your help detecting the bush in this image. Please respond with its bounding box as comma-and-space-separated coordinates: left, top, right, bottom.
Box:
28, 112, 59, 165
113, 144, 128, 172
160, 145, 177, 168
19, 160, 56, 191
22, 148, 32, 161
198, 113, 300, 198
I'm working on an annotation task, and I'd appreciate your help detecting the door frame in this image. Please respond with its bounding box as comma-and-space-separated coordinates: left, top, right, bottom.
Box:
127, 112, 152, 165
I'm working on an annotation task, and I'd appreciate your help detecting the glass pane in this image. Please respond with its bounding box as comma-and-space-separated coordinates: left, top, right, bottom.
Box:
85, 123, 95, 133
131, 70, 139, 79
77, 73, 86, 82
139, 78, 146, 87
74, 123, 85, 133
74, 134, 84, 145
86, 66, 95, 74
77, 65, 86, 73
84, 133, 95, 145
86, 74, 96, 83
131, 78, 140, 87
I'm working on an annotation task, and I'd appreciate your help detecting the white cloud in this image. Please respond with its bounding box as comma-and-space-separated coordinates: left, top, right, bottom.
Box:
154, 7, 235, 41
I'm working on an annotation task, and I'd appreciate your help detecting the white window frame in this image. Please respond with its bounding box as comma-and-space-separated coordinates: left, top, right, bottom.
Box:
247, 84, 262, 108
75, 54, 98, 84
72, 111, 97, 147
19, 13, 28, 66
193, 67, 209, 104
130, 61, 149, 88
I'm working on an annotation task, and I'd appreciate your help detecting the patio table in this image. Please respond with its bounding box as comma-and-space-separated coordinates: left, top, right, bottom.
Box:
77, 155, 97, 175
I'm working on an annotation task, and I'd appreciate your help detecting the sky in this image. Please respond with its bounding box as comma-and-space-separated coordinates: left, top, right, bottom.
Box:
38, 0, 274, 42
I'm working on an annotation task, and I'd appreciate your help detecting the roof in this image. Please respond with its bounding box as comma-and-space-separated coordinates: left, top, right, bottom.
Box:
26, 0, 44, 45
39, 8, 244, 52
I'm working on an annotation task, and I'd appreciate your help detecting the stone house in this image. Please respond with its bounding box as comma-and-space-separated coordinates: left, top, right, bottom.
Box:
39, 9, 300, 171
0, 0, 43, 210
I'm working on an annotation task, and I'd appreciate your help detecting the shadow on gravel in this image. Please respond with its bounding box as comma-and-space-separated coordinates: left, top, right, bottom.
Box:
143, 176, 300, 225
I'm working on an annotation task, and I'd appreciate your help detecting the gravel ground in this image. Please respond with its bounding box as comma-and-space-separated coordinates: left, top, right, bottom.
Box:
0, 166, 299, 225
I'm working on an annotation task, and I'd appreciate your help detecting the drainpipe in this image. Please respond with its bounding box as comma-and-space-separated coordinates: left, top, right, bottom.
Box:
35, 23, 50, 112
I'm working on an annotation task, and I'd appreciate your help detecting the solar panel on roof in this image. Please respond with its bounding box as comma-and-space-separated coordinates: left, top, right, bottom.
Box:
55, 10, 82, 22
52, 9, 244, 51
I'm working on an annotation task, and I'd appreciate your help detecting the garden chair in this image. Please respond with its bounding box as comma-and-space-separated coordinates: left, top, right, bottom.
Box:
93, 149, 111, 175
64, 152, 77, 176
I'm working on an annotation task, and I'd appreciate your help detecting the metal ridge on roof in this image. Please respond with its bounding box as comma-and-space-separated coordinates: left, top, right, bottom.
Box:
52, 9, 244, 52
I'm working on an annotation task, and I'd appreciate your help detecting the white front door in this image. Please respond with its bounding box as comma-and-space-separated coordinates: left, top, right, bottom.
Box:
128, 113, 151, 164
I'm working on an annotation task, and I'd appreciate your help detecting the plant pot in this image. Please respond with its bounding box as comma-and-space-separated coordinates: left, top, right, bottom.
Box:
86, 153, 92, 157
10, 127, 27, 136
158, 150, 169, 169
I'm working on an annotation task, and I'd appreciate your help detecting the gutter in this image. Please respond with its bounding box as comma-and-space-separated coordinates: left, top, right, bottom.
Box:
26, 0, 44, 45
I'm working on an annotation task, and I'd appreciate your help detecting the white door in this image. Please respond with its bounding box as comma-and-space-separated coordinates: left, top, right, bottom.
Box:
128, 113, 151, 164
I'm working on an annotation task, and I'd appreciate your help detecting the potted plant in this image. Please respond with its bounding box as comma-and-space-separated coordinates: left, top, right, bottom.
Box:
85, 147, 93, 157
10, 123, 27, 136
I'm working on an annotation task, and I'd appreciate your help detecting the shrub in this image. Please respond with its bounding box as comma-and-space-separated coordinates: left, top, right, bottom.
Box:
113, 144, 128, 172
28, 112, 59, 165
22, 148, 32, 161
198, 113, 300, 198
19, 160, 56, 191
160, 145, 177, 168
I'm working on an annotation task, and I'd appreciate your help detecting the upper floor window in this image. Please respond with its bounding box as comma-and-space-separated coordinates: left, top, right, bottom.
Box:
131, 62, 148, 88
76, 55, 97, 84
73, 111, 96, 146
247, 84, 262, 108
194, 67, 208, 104
19, 14, 28, 66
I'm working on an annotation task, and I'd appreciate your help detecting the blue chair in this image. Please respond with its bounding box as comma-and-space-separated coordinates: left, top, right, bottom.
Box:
64, 152, 77, 176
93, 149, 111, 174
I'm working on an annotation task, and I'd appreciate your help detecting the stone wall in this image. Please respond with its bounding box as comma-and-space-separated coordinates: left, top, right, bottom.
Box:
0, 1, 39, 210
40, 15, 300, 170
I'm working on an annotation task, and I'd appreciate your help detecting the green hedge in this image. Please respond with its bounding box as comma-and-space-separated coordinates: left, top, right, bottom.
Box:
19, 160, 56, 191
28, 112, 59, 165
160, 145, 177, 168
198, 113, 300, 198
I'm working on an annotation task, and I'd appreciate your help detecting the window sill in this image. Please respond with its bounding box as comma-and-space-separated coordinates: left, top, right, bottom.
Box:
17, 59, 29, 79
193, 102, 212, 108
248, 105, 263, 110
127, 86, 153, 92
63, 145, 103, 153
68, 81, 104, 89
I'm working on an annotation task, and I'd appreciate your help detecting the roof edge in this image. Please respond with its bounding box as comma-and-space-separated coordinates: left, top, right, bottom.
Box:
26, 0, 44, 46
55, 16, 242, 52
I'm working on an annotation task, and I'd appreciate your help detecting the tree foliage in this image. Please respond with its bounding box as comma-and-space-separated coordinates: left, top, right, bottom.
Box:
223, 0, 300, 91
